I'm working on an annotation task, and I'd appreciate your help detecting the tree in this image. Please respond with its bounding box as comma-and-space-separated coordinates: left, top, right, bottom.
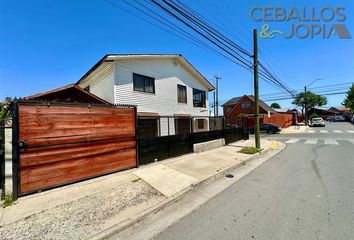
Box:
270, 102, 281, 109
0, 97, 12, 124
292, 91, 327, 116
342, 84, 354, 112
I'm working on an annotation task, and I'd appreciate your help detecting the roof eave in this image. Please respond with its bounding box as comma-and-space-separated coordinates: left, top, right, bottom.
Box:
76, 54, 215, 91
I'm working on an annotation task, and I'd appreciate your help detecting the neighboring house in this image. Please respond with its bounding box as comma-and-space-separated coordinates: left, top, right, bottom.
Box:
308, 108, 338, 120
223, 95, 276, 117
223, 95, 295, 128
288, 108, 303, 116
328, 107, 350, 115
273, 108, 290, 114
76, 54, 214, 137
24, 84, 110, 104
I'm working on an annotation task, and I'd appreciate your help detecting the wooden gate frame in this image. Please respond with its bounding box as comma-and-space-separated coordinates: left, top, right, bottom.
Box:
11, 100, 138, 199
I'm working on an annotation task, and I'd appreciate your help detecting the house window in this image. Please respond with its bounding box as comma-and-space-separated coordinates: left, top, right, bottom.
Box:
175, 118, 190, 135
227, 107, 232, 113
133, 73, 155, 93
177, 84, 187, 103
84, 85, 90, 92
138, 118, 158, 138
193, 89, 206, 108
240, 102, 252, 109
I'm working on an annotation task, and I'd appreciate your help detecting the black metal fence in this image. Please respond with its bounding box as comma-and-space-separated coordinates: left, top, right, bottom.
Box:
0, 121, 5, 198
138, 116, 249, 165
137, 115, 247, 138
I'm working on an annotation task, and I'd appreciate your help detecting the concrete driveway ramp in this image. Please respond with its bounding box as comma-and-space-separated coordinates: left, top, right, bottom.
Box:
133, 165, 198, 198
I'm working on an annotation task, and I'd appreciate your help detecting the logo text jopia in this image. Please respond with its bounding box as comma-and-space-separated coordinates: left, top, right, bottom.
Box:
250, 6, 352, 39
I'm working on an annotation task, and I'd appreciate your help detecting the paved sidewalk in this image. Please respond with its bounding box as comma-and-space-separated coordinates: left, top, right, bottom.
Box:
0, 139, 279, 240
280, 125, 309, 134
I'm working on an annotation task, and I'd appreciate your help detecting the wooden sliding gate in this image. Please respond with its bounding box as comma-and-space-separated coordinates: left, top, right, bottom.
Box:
12, 101, 137, 198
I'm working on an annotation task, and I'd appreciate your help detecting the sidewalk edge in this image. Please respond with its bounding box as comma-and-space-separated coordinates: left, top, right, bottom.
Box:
89, 141, 286, 240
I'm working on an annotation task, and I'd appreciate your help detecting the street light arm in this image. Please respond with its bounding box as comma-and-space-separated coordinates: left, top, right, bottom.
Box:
307, 78, 322, 88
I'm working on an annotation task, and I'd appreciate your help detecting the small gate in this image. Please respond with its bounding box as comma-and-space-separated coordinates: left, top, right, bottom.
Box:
12, 101, 137, 198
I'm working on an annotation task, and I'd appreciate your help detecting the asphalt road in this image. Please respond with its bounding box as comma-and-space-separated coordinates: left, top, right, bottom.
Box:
153, 122, 354, 240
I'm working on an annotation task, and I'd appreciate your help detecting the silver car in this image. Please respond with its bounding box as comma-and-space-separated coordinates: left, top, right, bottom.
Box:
310, 117, 326, 127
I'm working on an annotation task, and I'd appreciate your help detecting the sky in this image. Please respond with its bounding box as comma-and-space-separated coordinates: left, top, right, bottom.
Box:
0, 0, 353, 111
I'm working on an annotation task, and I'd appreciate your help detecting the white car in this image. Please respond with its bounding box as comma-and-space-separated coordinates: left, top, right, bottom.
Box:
310, 117, 326, 127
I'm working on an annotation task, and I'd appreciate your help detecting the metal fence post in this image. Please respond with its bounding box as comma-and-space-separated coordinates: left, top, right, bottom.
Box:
12, 101, 19, 200
0, 121, 5, 199
167, 116, 170, 136
135, 107, 140, 168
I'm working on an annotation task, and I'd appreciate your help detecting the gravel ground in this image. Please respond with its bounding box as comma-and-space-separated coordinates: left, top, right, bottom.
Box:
0, 179, 165, 240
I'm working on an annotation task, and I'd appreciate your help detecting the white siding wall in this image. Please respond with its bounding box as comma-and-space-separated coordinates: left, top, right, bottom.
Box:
113, 58, 210, 115
113, 58, 210, 135
78, 63, 114, 103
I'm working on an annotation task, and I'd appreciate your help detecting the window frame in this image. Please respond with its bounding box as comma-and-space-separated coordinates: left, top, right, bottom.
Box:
177, 84, 187, 104
133, 73, 155, 94
192, 88, 206, 108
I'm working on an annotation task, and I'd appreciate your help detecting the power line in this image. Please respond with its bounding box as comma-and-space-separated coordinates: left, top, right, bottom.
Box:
149, 0, 253, 67
149, 0, 294, 94
106, 0, 295, 95
105, 0, 257, 71
262, 91, 347, 102
260, 82, 353, 97
172, 0, 294, 95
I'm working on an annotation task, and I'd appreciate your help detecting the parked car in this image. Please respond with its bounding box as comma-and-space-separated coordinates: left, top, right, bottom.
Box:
344, 113, 353, 122
327, 116, 334, 122
249, 123, 281, 134
310, 117, 326, 127
331, 115, 345, 122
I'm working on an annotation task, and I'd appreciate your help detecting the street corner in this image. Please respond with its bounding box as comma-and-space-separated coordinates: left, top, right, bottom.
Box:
279, 126, 310, 134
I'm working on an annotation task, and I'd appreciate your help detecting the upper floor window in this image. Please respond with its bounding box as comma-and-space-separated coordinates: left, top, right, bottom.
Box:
133, 73, 155, 93
227, 107, 232, 113
177, 84, 187, 103
240, 102, 252, 109
193, 89, 206, 108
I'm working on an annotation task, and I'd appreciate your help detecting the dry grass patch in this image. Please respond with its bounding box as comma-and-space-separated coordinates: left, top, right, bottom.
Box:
238, 147, 261, 154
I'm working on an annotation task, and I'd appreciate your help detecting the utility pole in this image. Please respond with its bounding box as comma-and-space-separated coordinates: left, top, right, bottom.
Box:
213, 90, 216, 116
304, 86, 308, 126
214, 76, 221, 116
304, 79, 321, 126
253, 29, 261, 149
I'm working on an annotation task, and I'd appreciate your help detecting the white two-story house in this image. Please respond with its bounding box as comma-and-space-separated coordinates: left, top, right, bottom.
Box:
77, 54, 214, 137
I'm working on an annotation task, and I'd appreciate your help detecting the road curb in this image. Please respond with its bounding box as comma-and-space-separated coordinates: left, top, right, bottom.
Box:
89, 141, 285, 240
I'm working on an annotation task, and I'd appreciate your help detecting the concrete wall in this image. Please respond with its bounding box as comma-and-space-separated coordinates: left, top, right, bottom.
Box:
4, 127, 12, 193
193, 139, 225, 153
